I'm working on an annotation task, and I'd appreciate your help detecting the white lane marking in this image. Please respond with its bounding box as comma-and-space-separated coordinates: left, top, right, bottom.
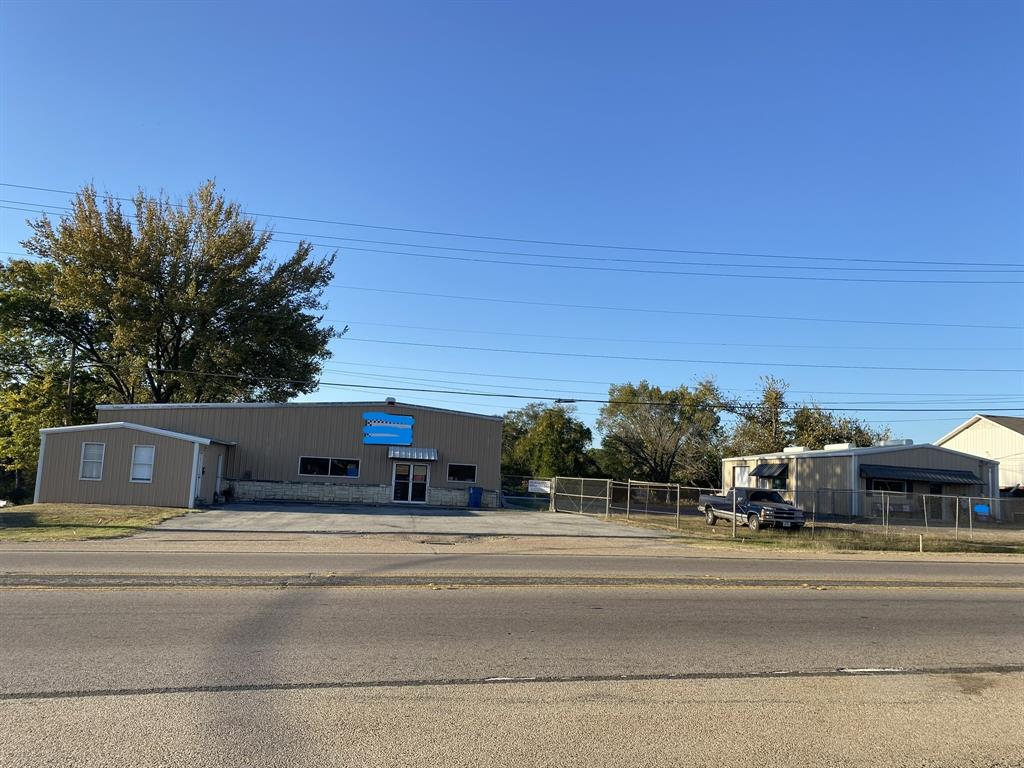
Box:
839, 667, 906, 674
485, 676, 538, 682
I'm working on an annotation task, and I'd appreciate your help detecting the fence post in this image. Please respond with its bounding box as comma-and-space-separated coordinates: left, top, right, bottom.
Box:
605, 479, 611, 520
968, 496, 973, 541
955, 497, 960, 541
626, 479, 632, 521
731, 487, 737, 539
579, 478, 584, 516
645, 484, 650, 521
550, 478, 557, 512
675, 484, 681, 529
923, 495, 929, 531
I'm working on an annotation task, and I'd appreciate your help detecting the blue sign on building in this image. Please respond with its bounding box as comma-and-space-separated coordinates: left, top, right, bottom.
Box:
363, 412, 415, 445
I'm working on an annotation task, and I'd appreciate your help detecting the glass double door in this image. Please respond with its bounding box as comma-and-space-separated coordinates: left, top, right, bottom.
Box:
393, 462, 429, 503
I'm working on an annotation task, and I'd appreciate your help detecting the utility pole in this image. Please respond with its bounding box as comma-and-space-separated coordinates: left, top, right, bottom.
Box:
64, 344, 76, 426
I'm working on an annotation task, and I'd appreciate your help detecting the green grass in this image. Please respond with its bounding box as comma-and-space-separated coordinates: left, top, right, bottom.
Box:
606, 512, 1024, 555
0, 503, 189, 542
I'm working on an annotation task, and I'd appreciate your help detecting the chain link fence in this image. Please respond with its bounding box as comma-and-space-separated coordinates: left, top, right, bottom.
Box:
549, 476, 1024, 548
551, 477, 715, 528
501, 475, 553, 510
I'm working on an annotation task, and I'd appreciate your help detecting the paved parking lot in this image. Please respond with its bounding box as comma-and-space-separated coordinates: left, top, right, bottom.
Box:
153, 503, 665, 538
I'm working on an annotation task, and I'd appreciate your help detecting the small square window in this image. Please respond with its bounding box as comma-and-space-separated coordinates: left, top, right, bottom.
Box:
447, 464, 477, 483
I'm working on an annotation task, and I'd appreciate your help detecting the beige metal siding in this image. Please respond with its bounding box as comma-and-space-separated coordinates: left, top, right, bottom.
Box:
793, 455, 854, 517
721, 457, 795, 493
854, 446, 996, 496
938, 420, 1024, 488
37, 428, 193, 507
97, 403, 503, 491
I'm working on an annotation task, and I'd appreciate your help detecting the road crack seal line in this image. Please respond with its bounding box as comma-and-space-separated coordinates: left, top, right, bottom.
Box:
0, 573, 1021, 590
3, 665, 1022, 702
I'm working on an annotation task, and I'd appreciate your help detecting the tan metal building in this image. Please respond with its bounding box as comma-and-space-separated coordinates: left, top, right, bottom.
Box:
935, 414, 1024, 491
34, 422, 232, 508
721, 440, 1000, 521
35, 400, 503, 509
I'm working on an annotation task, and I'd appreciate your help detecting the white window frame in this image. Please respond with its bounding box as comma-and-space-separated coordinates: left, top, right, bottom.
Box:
297, 456, 361, 479
446, 463, 477, 483
79, 442, 105, 481
129, 444, 156, 484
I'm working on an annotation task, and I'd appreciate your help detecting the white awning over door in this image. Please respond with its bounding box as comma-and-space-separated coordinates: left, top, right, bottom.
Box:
387, 447, 438, 461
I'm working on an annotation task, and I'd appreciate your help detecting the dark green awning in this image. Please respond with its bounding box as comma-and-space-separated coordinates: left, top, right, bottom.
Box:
750, 463, 789, 478
859, 464, 980, 485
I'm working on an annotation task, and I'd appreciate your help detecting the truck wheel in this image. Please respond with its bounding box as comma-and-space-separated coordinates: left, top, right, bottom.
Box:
705, 507, 716, 526
747, 514, 761, 532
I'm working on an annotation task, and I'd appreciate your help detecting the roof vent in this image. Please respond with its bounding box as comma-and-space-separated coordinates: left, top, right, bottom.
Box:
876, 438, 913, 447
824, 442, 855, 451
385, 397, 397, 405
782, 446, 808, 454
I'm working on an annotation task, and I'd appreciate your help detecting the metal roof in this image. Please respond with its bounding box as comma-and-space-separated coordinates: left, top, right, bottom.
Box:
937, 414, 1024, 445
96, 400, 504, 422
723, 442, 997, 465
750, 463, 788, 478
859, 464, 981, 485
387, 447, 439, 461
39, 421, 236, 446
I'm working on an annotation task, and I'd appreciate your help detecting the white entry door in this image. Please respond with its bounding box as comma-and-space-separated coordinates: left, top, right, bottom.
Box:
392, 462, 429, 503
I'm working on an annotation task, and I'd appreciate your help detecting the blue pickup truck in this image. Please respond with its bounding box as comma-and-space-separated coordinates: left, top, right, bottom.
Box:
698, 488, 805, 532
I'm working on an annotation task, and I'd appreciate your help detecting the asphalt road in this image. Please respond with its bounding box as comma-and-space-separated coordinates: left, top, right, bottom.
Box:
3, 548, 1023, 585
2, 586, 1023, 767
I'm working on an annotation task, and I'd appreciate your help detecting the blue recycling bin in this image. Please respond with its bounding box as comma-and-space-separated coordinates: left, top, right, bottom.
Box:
468, 486, 483, 508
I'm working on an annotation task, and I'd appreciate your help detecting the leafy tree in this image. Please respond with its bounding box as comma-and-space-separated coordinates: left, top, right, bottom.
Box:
597, 379, 723, 485
501, 403, 546, 476
790, 404, 890, 449
724, 376, 789, 456
502, 403, 593, 478
5, 181, 340, 404
1, 182, 340, 500
724, 377, 891, 455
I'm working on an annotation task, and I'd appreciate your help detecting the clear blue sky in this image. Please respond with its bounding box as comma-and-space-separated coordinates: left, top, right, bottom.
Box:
1, 0, 1022, 443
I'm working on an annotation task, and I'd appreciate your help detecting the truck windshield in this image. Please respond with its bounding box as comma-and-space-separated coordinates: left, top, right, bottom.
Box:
748, 491, 786, 503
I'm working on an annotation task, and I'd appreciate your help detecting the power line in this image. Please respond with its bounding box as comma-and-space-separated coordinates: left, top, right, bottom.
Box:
268, 231, 1023, 275
123, 368, 1019, 415
3, 181, 1019, 269
317, 359, 1024, 398
336, 337, 1024, 374
4, 200, 1020, 284
281, 240, 1024, 285
9, 201, 1017, 275
333, 319, 1006, 353
329, 285, 1022, 331
8, 236, 1018, 329
323, 367, 1024, 408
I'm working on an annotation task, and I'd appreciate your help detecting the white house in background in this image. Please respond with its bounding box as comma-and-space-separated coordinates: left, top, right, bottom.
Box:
936, 415, 1024, 492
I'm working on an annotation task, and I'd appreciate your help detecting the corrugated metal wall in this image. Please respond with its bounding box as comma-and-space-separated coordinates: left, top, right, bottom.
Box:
938, 420, 1023, 488
97, 403, 503, 491
37, 428, 194, 507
